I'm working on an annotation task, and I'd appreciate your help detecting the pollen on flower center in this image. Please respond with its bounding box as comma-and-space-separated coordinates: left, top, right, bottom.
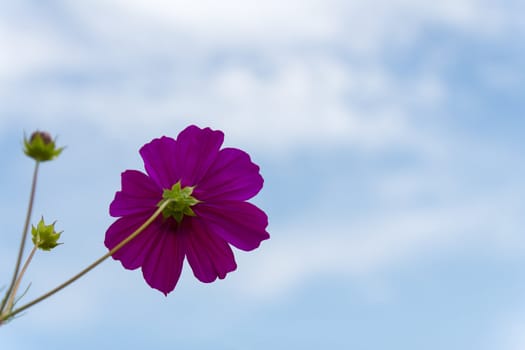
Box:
158, 181, 200, 223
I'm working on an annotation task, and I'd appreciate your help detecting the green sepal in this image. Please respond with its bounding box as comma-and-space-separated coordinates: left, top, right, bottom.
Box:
158, 182, 200, 223
23, 131, 64, 162
31, 218, 63, 251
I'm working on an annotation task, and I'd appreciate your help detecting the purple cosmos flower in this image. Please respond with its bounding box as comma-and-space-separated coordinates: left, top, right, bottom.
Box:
105, 125, 269, 295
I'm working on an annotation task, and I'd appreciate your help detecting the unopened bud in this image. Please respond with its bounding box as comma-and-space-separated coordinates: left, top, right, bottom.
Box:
31, 218, 63, 251
23, 131, 64, 162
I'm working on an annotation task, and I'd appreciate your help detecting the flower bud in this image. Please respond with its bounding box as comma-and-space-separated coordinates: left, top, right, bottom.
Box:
23, 131, 64, 162
31, 218, 63, 251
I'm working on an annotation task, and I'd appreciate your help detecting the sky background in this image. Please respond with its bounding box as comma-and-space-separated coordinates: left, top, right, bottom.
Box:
1, 0, 525, 349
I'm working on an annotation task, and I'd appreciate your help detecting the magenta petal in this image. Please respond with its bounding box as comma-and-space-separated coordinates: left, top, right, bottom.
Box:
139, 136, 179, 189
173, 125, 224, 187
185, 218, 237, 283
194, 148, 263, 201
194, 201, 269, 251
141, 221, 185, 295
104, 212, 160, 270
109, 170, 162, 217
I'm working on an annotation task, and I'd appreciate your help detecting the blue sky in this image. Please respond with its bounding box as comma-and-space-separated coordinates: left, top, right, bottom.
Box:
1, 0, 525, 349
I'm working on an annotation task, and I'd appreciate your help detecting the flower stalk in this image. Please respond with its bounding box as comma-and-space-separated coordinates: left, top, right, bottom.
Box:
2, 246, 37, 316
0, 161, 40, 314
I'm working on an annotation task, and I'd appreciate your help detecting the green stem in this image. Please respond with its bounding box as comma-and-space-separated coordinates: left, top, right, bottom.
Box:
3, 246, 37, 315
2, 200, 170, 322
0, 161, 40, 314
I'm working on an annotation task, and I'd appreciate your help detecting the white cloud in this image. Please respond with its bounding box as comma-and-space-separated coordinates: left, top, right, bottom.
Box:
1, 0, 519, 77
0, 0, 520, 152
0, 54, 419, 151
235, 140, 525, 300
75, 0, 520, 53
237, 194, 515, 300
100, 0, 338, 43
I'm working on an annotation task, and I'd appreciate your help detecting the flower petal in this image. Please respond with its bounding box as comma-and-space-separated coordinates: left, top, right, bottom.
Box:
194, 148, 263, 201
139, 136, 179, 189
109, 170, 161, 217
104, 211, 160, 270
141, 220, 185, 295
173, 125, 224, 187
185, 217, 237, 283
194, 201, 269, 251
